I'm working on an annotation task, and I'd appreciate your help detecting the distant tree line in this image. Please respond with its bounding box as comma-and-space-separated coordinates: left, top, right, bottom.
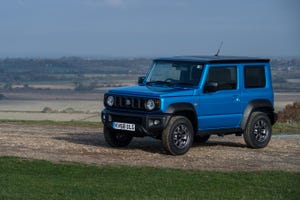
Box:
0, 57, 151, 84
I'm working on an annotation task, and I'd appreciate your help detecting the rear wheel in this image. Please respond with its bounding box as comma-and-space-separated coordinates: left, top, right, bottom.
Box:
162, 116, 194, 155
243, 112, 272, 148
104, 126, 133, 147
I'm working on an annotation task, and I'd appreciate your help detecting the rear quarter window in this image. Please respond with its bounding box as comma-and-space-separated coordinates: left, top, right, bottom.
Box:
244, 66, 266, 88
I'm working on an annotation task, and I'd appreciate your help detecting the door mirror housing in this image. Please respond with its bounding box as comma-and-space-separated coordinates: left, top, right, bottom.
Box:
138, 76, 146, 85
204, 82, 218, 93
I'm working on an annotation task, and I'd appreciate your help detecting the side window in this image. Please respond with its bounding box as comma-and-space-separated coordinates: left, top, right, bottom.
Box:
244, 66, 266, 88
206, 66, 237, 90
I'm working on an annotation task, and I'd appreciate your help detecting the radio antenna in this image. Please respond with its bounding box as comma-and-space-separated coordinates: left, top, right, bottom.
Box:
214, 41, 223, 56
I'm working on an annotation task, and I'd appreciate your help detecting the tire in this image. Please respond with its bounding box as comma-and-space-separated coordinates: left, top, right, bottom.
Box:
162, 116, 194, 155
243, 112, 272, 148
194, 134, 210, 143
103, 126, 133, 147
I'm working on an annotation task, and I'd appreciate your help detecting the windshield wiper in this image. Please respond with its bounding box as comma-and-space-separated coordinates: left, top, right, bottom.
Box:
169, 82, 195, 86
146, 81, 171, 86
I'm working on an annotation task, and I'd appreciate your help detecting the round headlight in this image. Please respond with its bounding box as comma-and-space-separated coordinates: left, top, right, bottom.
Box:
106, 96, 114, 107
145, 99, 155, 110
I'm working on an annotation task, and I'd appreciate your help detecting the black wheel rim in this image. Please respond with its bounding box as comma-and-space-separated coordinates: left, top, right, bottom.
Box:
172, 124, 190, 149
252, 119, 269, 143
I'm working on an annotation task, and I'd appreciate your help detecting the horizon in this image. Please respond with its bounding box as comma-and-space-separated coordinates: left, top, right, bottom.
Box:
2, 54, 300, 59
0, 55, 300, 60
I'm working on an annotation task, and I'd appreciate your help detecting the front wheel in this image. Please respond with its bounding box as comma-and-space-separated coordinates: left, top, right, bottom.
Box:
162, 116, 194, 155
243, 112, 272, 148
103, 126, 133, 147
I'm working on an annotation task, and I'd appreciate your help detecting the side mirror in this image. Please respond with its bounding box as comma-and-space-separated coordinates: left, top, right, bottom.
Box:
138, 76, 145, 85
204, 82, 218, 93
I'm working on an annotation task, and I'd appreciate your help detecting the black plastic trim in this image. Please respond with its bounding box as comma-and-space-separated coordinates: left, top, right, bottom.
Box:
197, 128, 243, 135
154, 56, 270, 64
166, 103, 196, 114
166, 103, 198, 131
240, 99, 275, 130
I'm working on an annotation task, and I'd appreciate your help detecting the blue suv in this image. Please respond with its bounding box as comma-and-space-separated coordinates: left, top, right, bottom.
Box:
101, 56, 277, 155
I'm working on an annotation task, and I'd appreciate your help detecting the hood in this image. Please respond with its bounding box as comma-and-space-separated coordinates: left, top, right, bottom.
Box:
107, 85, 196, 98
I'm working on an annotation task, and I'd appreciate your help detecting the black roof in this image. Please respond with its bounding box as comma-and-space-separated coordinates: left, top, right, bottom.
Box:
154, 56, 270, 64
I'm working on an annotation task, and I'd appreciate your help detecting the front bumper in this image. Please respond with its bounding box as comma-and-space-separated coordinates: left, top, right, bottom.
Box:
101, 109, 171, 137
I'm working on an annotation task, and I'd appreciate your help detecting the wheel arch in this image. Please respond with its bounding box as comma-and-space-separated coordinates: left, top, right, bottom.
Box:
241, 99, 276, 130
166, 103, 198, 132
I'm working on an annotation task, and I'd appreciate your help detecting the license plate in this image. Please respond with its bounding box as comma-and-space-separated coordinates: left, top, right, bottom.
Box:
113, 122, 135, 132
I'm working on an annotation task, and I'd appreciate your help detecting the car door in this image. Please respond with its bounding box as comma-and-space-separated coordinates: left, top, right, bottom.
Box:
197, 64, 242, 130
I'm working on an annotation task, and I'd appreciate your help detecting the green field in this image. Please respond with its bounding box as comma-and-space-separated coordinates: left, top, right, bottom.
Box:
0, 100, 102, 122
0, 119, 101, 127
273, 123, 300, 134
0, 157, 299, 200
0, 100, 101, 112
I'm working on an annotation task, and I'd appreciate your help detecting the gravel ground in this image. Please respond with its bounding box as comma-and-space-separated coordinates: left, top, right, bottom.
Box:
0, 123, 299, 171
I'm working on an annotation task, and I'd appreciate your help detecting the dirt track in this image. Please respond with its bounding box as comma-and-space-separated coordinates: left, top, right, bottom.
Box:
0, 123, 299, 171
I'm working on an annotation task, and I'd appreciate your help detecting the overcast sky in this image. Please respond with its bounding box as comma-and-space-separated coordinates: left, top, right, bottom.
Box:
0, 0, 299, 58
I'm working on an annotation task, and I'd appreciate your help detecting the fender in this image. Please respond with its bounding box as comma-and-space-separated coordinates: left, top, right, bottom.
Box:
240, 99, 274, 130
166, 102, 196, 115
166, 103, 198, 130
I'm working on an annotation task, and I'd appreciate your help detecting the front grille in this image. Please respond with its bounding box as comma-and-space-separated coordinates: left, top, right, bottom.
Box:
114, 96, 146, 110
104, 94, 160, 111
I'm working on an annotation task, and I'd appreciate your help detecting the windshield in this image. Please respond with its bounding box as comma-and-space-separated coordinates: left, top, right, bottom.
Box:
146, 61, 203, 86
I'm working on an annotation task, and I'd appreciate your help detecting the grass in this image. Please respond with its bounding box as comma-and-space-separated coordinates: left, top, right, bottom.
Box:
0, 157, 299, 200
273, 122, 300, 134
0, 99, 102, 112
0, 119, 102, 128
0, 99, 102, 122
